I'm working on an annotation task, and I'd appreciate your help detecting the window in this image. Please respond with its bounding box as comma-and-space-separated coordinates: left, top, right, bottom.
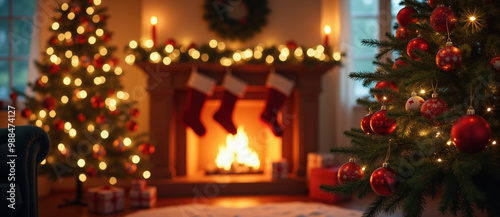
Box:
0, 0, 36, 100
349, 0, 402, 98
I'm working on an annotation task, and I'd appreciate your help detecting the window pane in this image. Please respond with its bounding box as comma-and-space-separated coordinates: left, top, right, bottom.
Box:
12, 60, 28, 94
353, 58, 376, 97
12, 19, 32, 56
392, 0, 404, 16
351, 0, 378, 16
0, 60, 8, 99
13, 0, 35, 16
351, 18, 379, 56
0, 0, 8, 16
0, 20, 8, 57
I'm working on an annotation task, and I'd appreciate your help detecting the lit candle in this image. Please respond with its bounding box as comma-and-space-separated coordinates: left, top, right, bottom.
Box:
150, 16, 158, 46
323, 25, 331, 47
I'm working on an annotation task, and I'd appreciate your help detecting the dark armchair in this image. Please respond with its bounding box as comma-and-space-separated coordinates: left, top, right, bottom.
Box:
0, 125, 50, 217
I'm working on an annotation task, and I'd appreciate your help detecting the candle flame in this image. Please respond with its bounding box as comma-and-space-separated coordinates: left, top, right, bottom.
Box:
324, 25, 331, 34
150, 16, 158, 25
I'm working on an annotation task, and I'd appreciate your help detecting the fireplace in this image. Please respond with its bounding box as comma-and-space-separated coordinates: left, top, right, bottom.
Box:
135, 62, 333, 197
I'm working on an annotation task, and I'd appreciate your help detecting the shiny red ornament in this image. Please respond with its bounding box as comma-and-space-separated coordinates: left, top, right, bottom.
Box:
43, 97, 57, 110
139, 143, 155, 155
86, 167, 98, 177
53, 119, 64, 131
430, 5, 457, 33
21, 108, 32, 118
370, 106, 397, 135
49, 63, 60, 74
451, 108, 491, 154
113, 139, 127, 152
101, 32, 111, 42
70, 2, 81, 14
109, 57, 119, 67
374, 81, 398, 103
361, 112, 375, 134
338, 159, 364, 185
91, 95, 104, 108
9, 92, 17, 100
490, 55, 500, 73
127, 120, 139, 132
75, 34, 87, 44
286, 40, 298, 50
164, 38, 177, 47
96, 114, 107, 124
420, 93, 448, 122
395, 26, 414, 40
130, 108, 140, 117
370, 164, 399, 196
436, 43, 462, 72
78, 113, 86, 122
93, 56, 106, 68
392, 59, 407, 70
93, 145, 106, 160
397, 7, 418, 27
407, 37, 430, 60
50, 36, 59, 45
125, 162, 137, 175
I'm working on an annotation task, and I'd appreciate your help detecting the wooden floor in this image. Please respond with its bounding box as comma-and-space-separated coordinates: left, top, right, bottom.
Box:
39, 191, 487, 217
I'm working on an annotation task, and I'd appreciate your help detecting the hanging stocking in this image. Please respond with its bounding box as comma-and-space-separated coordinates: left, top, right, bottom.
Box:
213, 73, 247, 135
182, 69, 216, 136
260, 71, 295, 137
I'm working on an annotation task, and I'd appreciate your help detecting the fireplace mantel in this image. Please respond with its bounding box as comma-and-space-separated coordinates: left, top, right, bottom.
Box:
135, 62, 334, 181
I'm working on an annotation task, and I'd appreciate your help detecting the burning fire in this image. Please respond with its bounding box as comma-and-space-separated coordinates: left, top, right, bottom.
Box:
215, 127, 260, 171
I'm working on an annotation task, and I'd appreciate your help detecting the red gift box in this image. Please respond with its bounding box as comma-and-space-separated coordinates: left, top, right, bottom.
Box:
130, 186, 157, 208
309, 166, 351, 203
131, 179, 147, 191
272, 159, 288, 180
87, 186, 125, 214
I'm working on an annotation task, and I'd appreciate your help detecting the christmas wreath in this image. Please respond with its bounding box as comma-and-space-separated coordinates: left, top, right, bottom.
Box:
203, 0, 270, 41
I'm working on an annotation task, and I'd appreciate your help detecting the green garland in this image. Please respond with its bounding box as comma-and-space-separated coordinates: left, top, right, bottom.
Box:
203, 0, 270, 41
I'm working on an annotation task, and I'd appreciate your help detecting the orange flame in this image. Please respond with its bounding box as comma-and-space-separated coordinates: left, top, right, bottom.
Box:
215, 127, 260, 171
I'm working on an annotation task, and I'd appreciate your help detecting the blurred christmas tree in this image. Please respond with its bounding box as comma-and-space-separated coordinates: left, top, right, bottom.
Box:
17, 0, 154, 204
323, 0, 500, 216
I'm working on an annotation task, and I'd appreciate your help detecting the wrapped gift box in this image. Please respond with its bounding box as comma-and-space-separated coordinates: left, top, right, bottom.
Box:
130, 186, 157, 208
307, 153, 335, 182
272, 159, 288, 180
88, 186, 125, 214
131, 179, 147, 191
309, 166, 351, 203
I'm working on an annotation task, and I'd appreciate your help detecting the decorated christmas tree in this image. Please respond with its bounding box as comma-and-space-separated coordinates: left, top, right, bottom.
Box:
323, 0, 500, 216
17, 0, 154, 199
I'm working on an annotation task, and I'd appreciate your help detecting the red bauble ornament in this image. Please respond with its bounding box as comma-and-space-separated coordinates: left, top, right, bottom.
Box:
374, 81, 398, 103
286, 40, 298, 50
436, 42, 462, 72
86, 167, 98, 177
49, 63, 60, 74
53, 119, 64, 131
80, 55, 91, 67
43, 97, 57, 110
85, 23, 96, 33
130, 108, 140, 117
407, 37, 430, 60
165, 38, 177, 47
392, 59, 407, 70
108, 89, 115, 96
338, 158, 364, 185
109, 57, 119, 67
50, 36, 59, 45
93, 56, 106, 68
370, 106, 397, 135
75, 34, 87, 44
96, 114, 107, 124
101, 32, 111, 42
430, 5, 457, 33
397, 7, 418, 27
395, 26, 414, 41
420, 93, 448, 122
125, 162, 137, 175
139, 143, 155, 155
370, 164, 399, 196
9, 92, 17, 100
113, 139, 127, 152
490, 55, 500, 73
451, 108, 491, 154
78, 113, 86, 122
93, 145, 106, 160
127, 120, 138, 132
405, 92, 425, 111
21, 108, 32, 118
91, 95, 104, 108
361, 112, 375, 134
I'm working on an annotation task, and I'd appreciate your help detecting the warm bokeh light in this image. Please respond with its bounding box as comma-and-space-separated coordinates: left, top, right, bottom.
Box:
67, 12, 75, 20
150, 16, 158, 25
77, 158, 86, 167
114, 67, 123, 75
143, 171, 151, 179
86, 7, 94, 15
39, 110, 46, 118
131, 155, 141, 164
101, 130, 109, 139
99, 162, 107, 170
333, 52, 341, 61
265, 55, 274, 64
79, 174, 87, 182
41, 159, 46, 165
109, 177, 117, 185
95, 28, 104, 36
216, 127, 260, 171
49, 110, 56, 118
94, 0, 102, 6
69, 129, 77, 137
64, 122, 72, 130
61, 3, 68, 11
469, 16, 476, 21
129, 40, 138, 49
123, 137, 132, 146
61, 95, 69, 104
209, 39, 218, 48
324, 25, 332, 34
87, 124, 95, 132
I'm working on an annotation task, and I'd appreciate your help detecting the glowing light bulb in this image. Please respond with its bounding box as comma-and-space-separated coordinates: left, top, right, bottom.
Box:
163, 57, 172, 65
61, 3, 69, 11
79, 174, 87, 182
279, 54, 287, 61
87, 124, 95, 132
65, 50, 73, 58
95, 28, 104, 37
362, 167, 366, 171
109, 177, 117, 185
437, 158, 442, 162
316, 45, 325, 53
57, 33, 64, 41
254, 50, 262, 59
92, 15, 100, 23
470, 16, 476, 21
150, 52, 161, 63
114, 67, 123, 75
74, 78, 82, 87
50, 54, 58, 63
102, 64, 111, 72
101, 130, 109, 139
69, 129, 77, 137
209, 39, 218, 48
306, 48, 315, 57
87, 65, 95, 73
125, 54, 136, 65
123, 138, 132, 146
67, 12, 75, 20
61, 95, 69, 104
420, 89, 426, 94
294, 47, 303, 57
164, 44, 174, 53
493, 141, 497, 145
64, 122, 72, 130
99, 162, 107, 170
217, 41, 226, 50
150, 16, 158, 25
77, 159, 85, 167
58, 143, 65, 152
41, 159, 46, 165
36, 120, 42, 127
39, 110, 46, 118
86, 7, 94, 15
88, 36, 96, 44
94, 0, 101, 5
143, 171, 151, 179
324, 25, 331, 34
71, 56, 79, 67
145, 39, 154, 48
487, 107, 492, 112
46, 47, 54, 55
129, 40, 138, 49
131, 155, 140, 164
49, 110, 56, 118
201, 54, 209, 62
333, 52, 341, 61
79, 90, 87, 99
99, 46, 108, 56
265, 55, 274, 64
41, 75, 48, 83
233, 52, 242, 62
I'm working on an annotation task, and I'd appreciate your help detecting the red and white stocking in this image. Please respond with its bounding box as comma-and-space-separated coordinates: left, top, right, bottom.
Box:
260, 72, 294, 137
182, 70, 216, 137
213, 73, 247, 135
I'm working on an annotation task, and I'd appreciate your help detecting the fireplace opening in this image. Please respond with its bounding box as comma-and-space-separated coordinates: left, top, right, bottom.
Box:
186, 99, 282, 178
